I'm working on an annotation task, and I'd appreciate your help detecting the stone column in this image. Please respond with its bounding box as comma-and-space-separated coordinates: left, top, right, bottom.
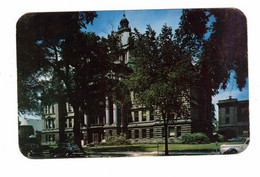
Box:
84, 114, 88, 126
105, 97, 110, 124
113, 103, 118, 124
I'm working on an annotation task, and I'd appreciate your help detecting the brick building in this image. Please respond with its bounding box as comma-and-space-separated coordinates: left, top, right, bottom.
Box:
217, 96, 249, 139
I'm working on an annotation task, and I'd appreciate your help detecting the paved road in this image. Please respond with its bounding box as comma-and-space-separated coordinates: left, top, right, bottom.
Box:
84, 151, 220, 157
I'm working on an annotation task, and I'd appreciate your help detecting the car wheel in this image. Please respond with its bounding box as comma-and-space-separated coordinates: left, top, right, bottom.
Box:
224, 148, 238, 154
230, 149, 238, 154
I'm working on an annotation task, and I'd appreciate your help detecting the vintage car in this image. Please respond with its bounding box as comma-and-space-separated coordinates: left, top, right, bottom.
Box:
51, 143, 85, 157
20, 143, 42, 158
220, 138, 250, 154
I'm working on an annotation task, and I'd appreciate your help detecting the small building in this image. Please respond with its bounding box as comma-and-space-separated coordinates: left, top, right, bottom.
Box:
217, 96, 249, 139
21, 118, 42, 131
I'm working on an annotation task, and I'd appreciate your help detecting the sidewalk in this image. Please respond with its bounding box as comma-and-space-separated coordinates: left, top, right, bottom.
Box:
85, 151, 219, 157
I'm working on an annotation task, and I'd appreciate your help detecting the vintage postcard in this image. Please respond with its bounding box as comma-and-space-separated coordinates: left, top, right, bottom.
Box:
17, 9, 249, 159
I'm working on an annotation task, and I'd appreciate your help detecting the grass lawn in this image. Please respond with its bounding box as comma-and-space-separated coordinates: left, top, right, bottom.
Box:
84, 142, 242, 152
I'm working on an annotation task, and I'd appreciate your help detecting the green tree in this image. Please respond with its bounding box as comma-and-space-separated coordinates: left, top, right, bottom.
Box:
17, 12, 103, 147
175, 9, 247, 137
127, 25, 194, 155
17, 12, 130, 147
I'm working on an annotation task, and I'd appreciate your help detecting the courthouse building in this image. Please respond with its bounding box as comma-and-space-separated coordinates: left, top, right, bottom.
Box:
41, 14, 212, 145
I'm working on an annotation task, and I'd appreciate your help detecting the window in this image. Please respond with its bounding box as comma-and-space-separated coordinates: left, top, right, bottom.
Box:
134, 111, 139, 122
169, 128, 175, 137
134, 130, 139, 139
150, 109, 154, 121
127, 130, 132, 139
149, 129, 153, 138
142, 110, 147, 121
52, 120, 55, 129
49, 134, 52, 141
53, 134, 55, 141
226, 117, 230, 124
177, 126, 181, 137
47, 105, 50, 114
69, 119, 73, 128
68, 104, 72, 112
46, 120, 48, 129
142, 129, 146, 138
52, 105, 55, 114
226, 107, 230, 114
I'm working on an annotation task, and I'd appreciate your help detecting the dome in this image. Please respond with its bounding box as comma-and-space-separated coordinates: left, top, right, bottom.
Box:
119, 13, 129, 29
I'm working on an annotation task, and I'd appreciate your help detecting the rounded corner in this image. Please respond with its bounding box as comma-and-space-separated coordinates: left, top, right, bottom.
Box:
16, 12, 36, 29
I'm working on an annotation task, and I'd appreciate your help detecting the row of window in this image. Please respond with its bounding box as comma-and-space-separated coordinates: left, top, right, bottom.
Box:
46, 134, 55, 142
127, 127, 182, 139
44, 105, 55, 114
127, 129, 154, 139
130, 110, 154, 122
45, 118, 74, 129
65, 119, 73, 128
45, 119, 55, 129
45, 133, 73, 142
44, 103, 73, 115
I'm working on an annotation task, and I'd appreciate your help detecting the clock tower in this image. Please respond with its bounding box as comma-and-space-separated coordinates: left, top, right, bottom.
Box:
117, 13, 131, 48
116, 13, 132, 65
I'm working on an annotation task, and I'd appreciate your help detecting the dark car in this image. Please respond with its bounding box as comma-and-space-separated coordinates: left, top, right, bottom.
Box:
51, 143, 85, 157
20, 143, 42, 158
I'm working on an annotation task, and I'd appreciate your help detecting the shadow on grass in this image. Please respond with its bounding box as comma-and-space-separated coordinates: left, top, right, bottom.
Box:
85, 144, 158, 152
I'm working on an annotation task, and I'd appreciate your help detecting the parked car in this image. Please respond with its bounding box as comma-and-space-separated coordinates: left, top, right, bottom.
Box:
220, 138, 250, 154
20, 143, 42, 158
51, 143, 85, 157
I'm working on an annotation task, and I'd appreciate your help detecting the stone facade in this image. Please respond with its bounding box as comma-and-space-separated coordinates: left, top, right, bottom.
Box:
217, 96, 249, 138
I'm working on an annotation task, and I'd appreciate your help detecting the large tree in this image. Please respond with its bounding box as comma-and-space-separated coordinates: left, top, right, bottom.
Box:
172, 9, 248, 138
17, 12, 98, 115
17, 12, 108, 147
127, 25, 194, 155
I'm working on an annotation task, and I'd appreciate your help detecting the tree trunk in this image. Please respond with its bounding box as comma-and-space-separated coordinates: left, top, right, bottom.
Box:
72, 104, 82, 149
162, 112, 169, 156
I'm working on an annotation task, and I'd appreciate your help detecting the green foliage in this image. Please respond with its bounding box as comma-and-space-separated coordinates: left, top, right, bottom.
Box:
17, 12, 97, 114
181, 133, 210, 144
127, 25, 193, 118
102, 134, 131, 146
218, 133, 225, 142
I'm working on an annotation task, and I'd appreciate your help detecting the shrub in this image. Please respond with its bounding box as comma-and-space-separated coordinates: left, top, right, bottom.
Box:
115, 133, 131, 145
102, 133, 131, 146
181, 133, 210, 144
181, 133, 196, 144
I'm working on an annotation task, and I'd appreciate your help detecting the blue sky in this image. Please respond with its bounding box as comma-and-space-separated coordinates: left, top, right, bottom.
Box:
86, 9, 249, 120
86, 10, 182, 37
